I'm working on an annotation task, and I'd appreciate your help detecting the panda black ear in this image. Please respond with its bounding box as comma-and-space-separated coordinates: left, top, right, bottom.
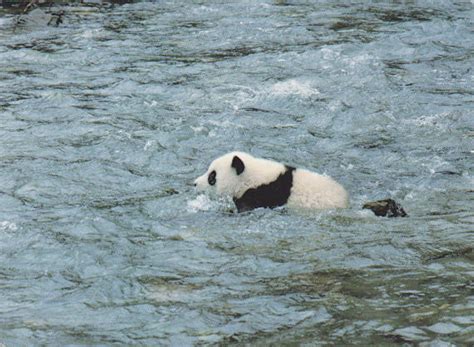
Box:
231, 156, 245, 175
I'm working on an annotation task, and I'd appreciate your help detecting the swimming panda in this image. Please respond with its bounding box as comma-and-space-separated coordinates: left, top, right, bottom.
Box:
193, 151, 349, 213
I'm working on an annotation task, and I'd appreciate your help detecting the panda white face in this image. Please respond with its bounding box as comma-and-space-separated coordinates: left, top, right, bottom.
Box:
194, 152, 247, 197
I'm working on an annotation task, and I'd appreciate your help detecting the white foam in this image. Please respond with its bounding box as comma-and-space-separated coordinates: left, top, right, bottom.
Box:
406, 112, 451, 129
191, 126, 206, 133
345, 53, 373, 67
81, 29, 103, 39
0, 221, 18, 232
144, 100, 158, 107
187, 194, 214, 212
270, 79, 320, 97
208, 120, 244, 128
320, 47, 341, 60
143, 140, 154, 151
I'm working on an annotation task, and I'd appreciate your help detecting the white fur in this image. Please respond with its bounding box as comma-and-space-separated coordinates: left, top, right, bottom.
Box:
194, 151, 349, 210
288, 169, 348, 209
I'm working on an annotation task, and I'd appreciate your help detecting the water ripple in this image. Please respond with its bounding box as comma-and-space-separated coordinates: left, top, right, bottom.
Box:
0, 1, 473, 345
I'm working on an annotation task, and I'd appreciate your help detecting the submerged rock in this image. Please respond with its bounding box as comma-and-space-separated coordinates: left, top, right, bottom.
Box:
363, 198, 407, 217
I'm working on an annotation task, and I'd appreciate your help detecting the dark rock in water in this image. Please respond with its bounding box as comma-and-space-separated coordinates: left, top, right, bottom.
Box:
47, 9, 64, 27
164, 188, 179, 196
363, 199, 407, 217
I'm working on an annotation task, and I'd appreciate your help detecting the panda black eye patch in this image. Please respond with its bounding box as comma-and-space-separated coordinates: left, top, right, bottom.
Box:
208, 170, 216, 185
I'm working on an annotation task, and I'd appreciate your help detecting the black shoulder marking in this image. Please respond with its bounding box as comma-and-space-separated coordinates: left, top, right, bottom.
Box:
233, 166, 295, 213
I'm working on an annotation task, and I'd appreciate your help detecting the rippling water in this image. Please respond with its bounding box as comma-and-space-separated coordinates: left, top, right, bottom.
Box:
0, 1, 473, 345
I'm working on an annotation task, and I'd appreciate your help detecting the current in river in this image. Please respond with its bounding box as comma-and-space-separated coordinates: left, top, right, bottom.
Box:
0, 1, 473, 345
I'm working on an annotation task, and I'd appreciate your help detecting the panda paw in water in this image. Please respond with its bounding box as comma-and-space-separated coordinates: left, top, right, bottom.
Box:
363, 199, 407, 218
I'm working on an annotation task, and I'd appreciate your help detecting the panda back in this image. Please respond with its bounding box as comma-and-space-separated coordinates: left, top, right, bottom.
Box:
288, 169, 349, 209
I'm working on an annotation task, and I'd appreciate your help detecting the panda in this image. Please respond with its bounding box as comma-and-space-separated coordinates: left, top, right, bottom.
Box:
193, 151, 349, 213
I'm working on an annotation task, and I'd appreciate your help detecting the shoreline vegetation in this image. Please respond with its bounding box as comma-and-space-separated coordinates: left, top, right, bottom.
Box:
1, 0, 138, 28
1, 0, 136, 8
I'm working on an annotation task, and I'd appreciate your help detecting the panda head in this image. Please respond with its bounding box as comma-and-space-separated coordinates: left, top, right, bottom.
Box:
194, 152, 249, 198
194, 151, 286, 199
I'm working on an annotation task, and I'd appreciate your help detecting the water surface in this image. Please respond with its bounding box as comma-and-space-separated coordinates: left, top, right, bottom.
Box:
0, 1, 473, 345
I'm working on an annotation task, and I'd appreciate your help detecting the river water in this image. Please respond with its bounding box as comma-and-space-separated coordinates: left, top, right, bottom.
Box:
0, 1, 473, 345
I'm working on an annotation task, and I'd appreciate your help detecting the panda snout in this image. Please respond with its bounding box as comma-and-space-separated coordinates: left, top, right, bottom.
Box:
193, 174, 209, 191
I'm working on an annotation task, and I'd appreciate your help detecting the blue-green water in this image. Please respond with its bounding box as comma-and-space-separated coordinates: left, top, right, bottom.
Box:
0, 1, 473, 345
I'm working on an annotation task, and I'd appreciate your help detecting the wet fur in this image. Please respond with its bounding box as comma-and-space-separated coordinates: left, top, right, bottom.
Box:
194, 151, 348, 212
